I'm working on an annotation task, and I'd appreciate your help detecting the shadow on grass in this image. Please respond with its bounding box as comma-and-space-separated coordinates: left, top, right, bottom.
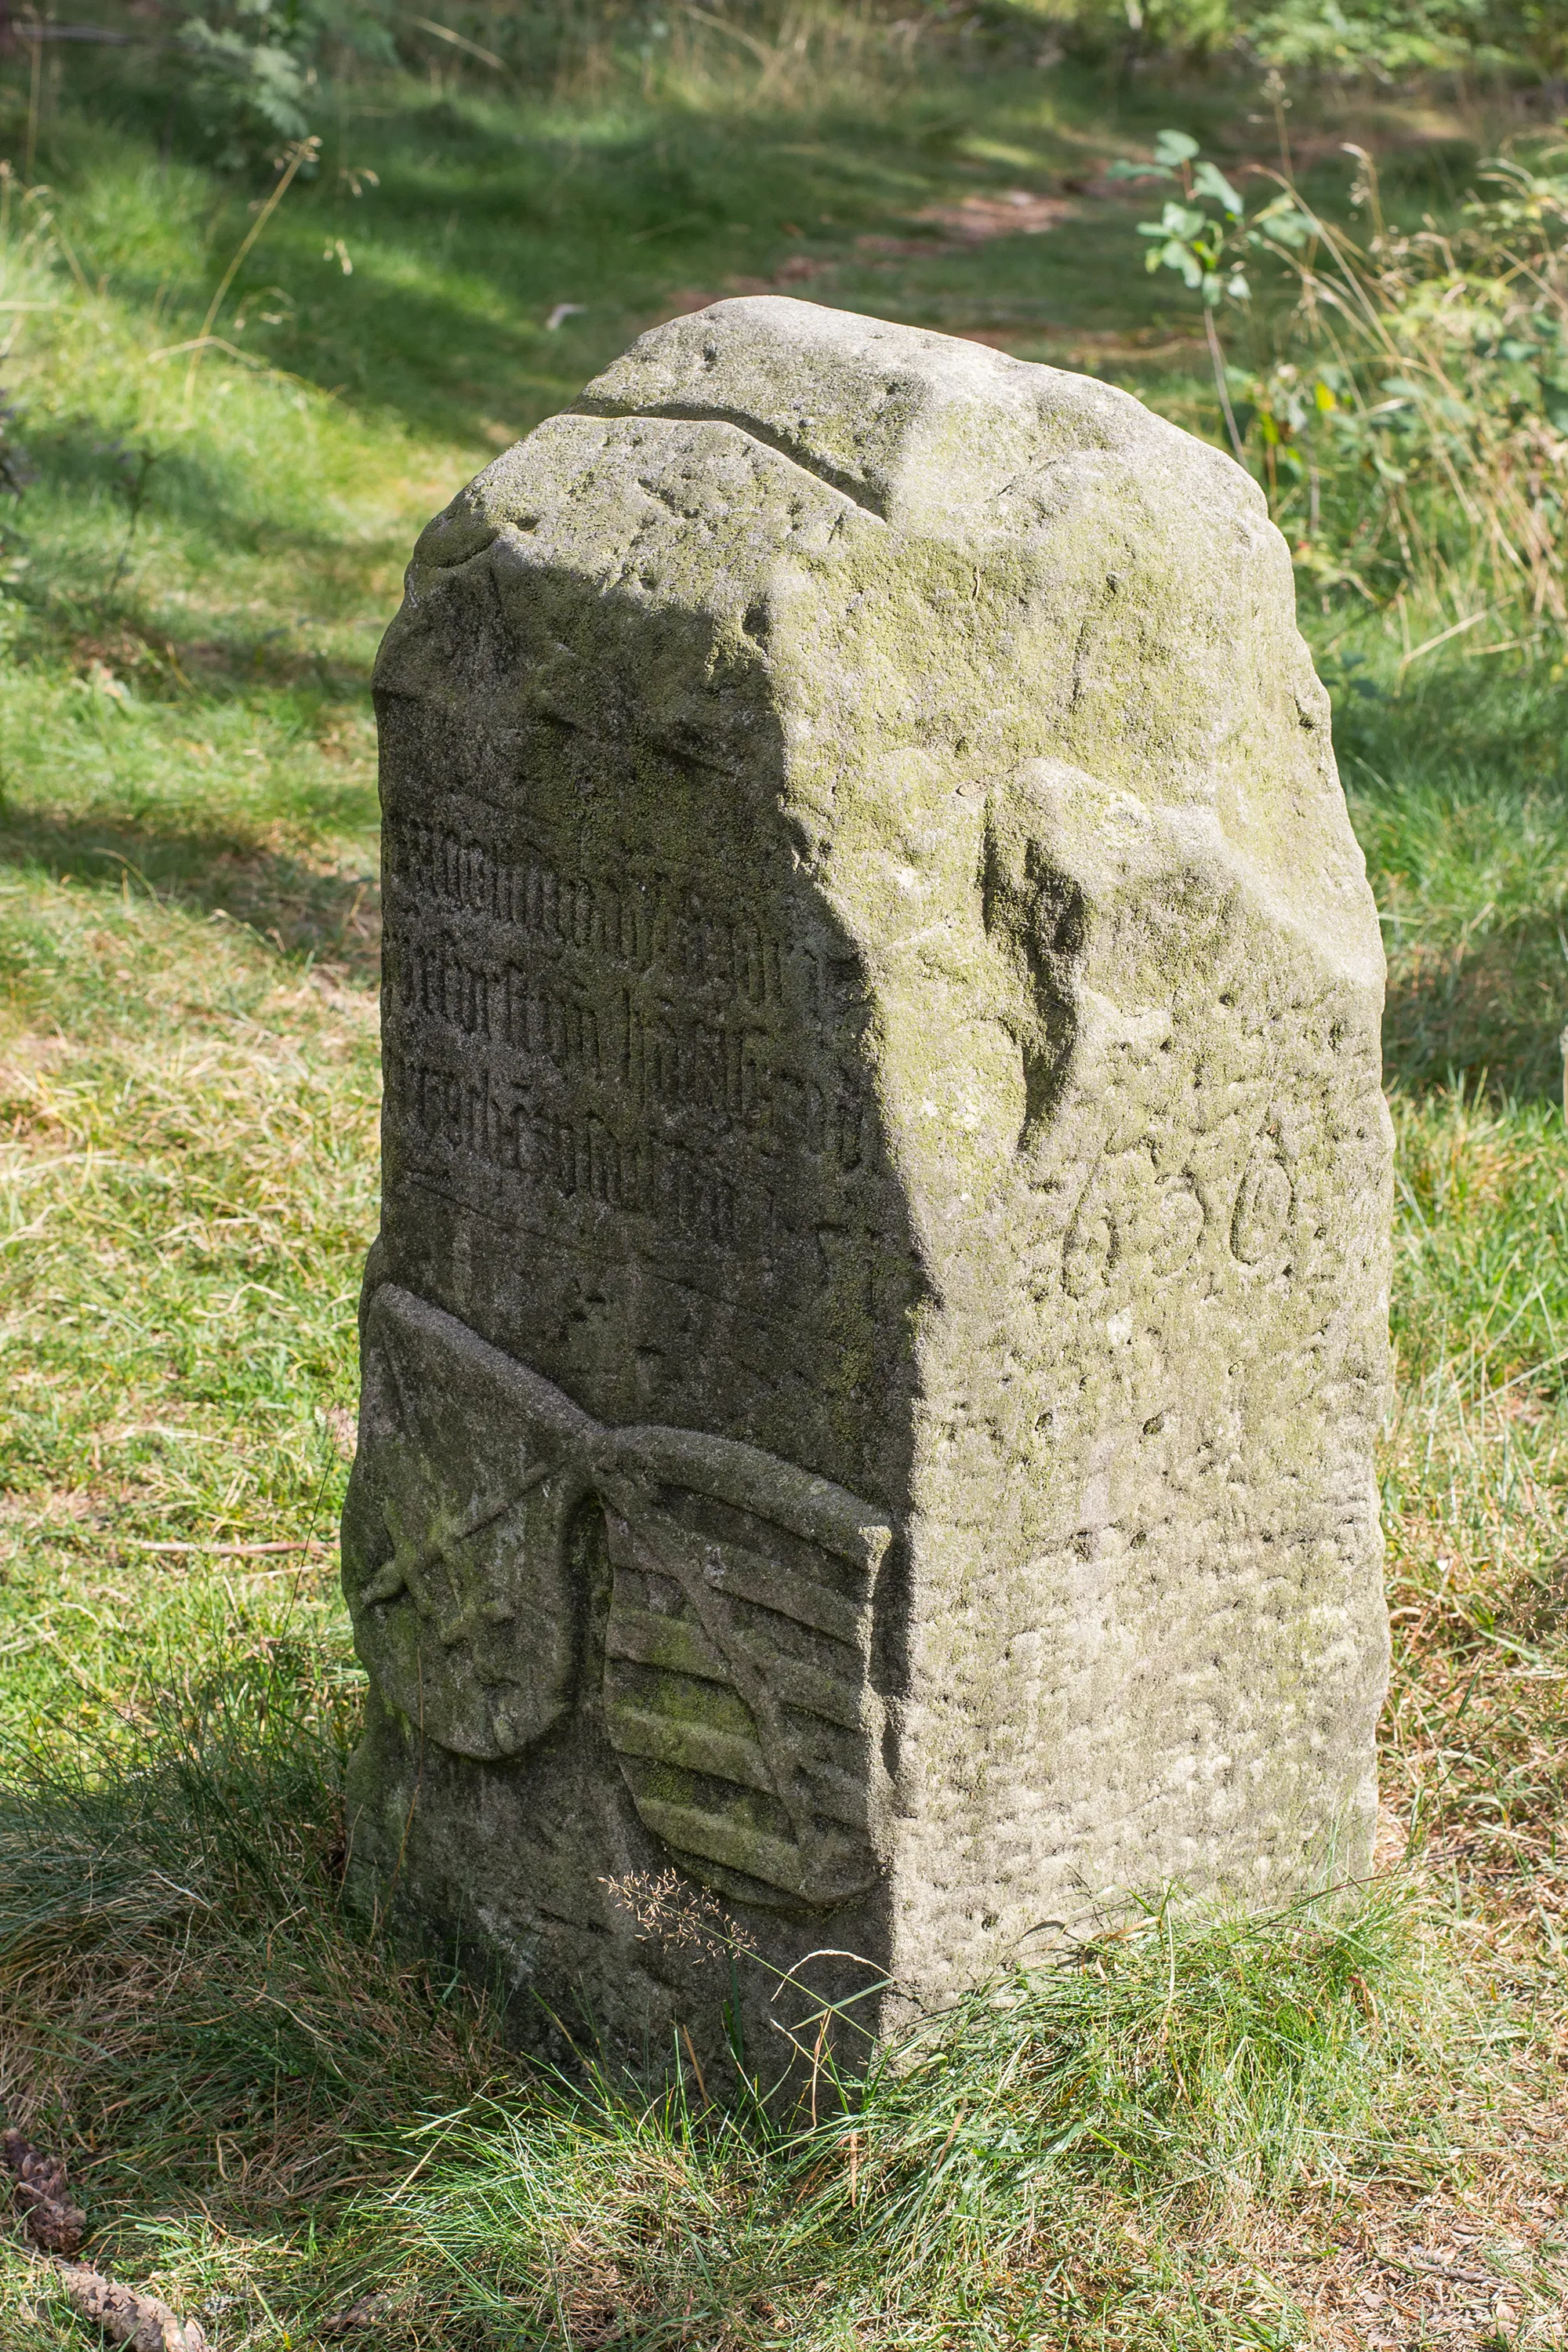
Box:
0, 1642, 494, 2246
48, 56, 1490, 453
1384, 922, 1568, 1105
21, 419, 406, 588
11, 423, 400, 702
0, 1642, 1444, 2347
0, 809, 382, 981
1334, 658, 1568, 1106
34, 50, 1218, 449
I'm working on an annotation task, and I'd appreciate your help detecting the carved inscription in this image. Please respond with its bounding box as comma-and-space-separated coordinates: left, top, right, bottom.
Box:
383, 816, 874, 1254
1058, 1130, 1298, 1300
1231, 1147, 1294, 1266
390, 822, 789, 1006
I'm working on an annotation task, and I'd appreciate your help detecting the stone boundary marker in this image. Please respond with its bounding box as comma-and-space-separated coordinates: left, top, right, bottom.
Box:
343, 296, 1392, 2069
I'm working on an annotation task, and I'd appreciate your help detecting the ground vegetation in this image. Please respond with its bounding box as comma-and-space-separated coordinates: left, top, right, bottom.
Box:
0, 8, 1565, 2345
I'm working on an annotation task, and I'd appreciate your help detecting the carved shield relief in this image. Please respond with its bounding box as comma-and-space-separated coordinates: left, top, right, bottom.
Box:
343, 1286, 894, 1910
343, 1285, 598, 1759
598, 1428, 893, 1909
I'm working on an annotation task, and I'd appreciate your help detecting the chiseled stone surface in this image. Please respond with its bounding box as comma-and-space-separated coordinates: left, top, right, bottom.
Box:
343, 296, 1392, 2065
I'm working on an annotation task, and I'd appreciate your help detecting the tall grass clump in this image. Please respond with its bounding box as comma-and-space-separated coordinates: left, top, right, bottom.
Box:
1112, 126, 1568, 637
0, 1639, 496, 2218
1276, 144, 1568, 630
0, 1664, 1465, 2347
359, 1887, 1456, 2347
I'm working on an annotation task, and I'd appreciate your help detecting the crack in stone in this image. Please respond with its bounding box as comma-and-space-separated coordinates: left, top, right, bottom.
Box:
570, 395, 891, 521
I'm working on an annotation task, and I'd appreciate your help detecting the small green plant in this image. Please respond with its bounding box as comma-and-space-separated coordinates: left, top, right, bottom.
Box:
172, 0, 394, 163
1111, 126, 1568, 631
1112, 127, 1254, 305
1109, 125, 1315, 460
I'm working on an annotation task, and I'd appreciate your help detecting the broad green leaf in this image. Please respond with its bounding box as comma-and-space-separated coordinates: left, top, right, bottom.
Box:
1160, 200, 1207, 239
1192, 160, 1244, 220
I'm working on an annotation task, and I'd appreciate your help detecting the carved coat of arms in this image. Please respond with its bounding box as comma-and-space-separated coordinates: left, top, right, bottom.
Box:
343, 1285, 894, 1911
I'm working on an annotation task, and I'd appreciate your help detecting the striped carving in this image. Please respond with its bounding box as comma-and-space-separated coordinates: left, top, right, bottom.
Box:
600, 1435, 892, 1909
343, 1287, 894, 1908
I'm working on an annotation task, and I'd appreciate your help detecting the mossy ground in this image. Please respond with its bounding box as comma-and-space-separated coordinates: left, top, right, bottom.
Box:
0, 17, 1566, 2347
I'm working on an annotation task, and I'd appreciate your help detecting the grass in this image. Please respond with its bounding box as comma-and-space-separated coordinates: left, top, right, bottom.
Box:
347, 1890, 1477, 2347
0, 13, 1566, 2347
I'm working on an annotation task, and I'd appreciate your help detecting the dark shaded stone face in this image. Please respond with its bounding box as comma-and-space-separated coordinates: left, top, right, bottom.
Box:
346, 1283, 895, 1911
372, 625, 923, 1502
343, 296, 1392, 2071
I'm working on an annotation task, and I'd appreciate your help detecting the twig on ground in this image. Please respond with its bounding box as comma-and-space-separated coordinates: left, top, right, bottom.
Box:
318, 2292, 394, 2336
1374, 2245, 1510, 2289
119, 1538, 325, 1556
55, 2261, 207, 2351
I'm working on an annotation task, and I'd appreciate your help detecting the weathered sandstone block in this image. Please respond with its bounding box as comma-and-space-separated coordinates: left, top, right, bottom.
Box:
343, 296, 1392, 2062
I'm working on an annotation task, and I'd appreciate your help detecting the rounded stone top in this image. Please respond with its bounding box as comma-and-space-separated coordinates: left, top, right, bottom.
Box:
572, 293, 1263, 539
381, 296, 1378, 993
